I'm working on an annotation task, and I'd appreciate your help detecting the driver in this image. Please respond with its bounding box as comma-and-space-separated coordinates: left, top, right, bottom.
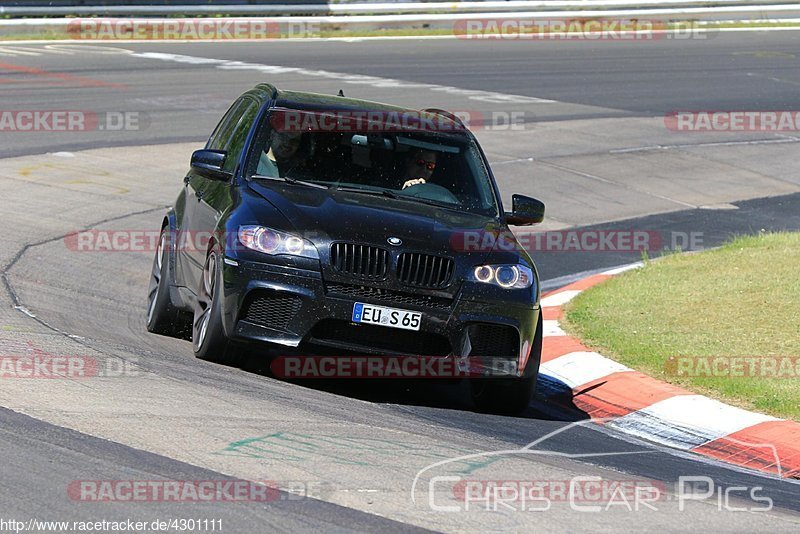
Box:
257, 130, 305, 177
398, 149, 437, 190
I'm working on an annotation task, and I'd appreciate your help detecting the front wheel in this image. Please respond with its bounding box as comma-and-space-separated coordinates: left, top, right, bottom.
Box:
470, 375, 537, 416
469, 311, 543, 415
192, 249, 239, 365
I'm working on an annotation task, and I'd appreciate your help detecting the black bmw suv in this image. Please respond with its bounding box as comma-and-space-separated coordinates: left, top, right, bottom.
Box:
147, 84, 546, 414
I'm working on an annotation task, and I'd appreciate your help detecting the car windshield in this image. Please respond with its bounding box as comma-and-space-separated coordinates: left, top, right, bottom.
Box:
245, 108, 500, 217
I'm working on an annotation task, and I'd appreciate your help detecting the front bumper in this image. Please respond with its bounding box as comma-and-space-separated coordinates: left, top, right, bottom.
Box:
220, 258, 540, 378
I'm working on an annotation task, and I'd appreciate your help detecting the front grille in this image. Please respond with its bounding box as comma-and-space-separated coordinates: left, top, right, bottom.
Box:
330, 242, 390, 280
240, 292, 302, 331
467, 324, 519, 360
308, 319, 451, 356
326, 283, 453, 310
397, 253, 454, 289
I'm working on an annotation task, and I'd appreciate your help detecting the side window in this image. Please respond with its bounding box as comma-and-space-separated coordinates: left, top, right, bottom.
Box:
206, 98, 247, 151
243, 110, 275, 178
222, 101, 259, 173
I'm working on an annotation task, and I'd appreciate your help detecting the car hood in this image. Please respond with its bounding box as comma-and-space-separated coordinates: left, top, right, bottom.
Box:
247, 181, 503, 263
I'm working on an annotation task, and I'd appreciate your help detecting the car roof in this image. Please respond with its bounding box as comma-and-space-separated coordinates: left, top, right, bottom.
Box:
249, 83, 466, 133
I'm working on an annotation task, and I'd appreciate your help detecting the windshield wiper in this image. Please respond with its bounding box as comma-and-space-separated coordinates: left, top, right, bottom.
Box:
251, 174, 329, 190
330, 185, 399, 199
331, 185, 461, 210
396, 195, 458, 210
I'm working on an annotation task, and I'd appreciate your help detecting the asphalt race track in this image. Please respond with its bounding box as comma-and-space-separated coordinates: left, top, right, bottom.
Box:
1, 34, 800, 532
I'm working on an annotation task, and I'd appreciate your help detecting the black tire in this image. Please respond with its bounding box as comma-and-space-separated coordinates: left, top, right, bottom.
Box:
192, 248, 240, 365
470, 375, 537, 416
146, 226, 183, 337
470, 310, 543, 415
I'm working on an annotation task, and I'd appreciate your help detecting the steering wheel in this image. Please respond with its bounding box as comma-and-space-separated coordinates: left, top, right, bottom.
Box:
399, 183, 460, 204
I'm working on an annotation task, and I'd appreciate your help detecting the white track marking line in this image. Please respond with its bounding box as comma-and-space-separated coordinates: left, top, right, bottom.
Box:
607, 395, 780, 450
0, 44, 136, 57
0, 46, 42, 56
128, 51, 556, 104
541, 289, 581, 307
540, 351, 632, 389
45, 44, 134, 54
543, 319, 567, 337
601, 262, 643, 275
609, 136, 800, 154
746, 71, 800, 87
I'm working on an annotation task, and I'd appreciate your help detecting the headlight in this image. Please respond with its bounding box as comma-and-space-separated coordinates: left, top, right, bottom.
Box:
238, 225, 319, 259
470, 264, 533, 289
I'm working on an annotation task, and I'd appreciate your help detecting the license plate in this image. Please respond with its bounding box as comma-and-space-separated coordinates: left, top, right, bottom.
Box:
352, 302, 422, 331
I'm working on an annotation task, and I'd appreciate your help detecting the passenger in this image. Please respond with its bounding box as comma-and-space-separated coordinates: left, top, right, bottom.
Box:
257, 130, 305, 177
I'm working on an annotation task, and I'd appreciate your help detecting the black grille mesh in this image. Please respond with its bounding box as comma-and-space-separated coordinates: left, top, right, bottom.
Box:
468, 324, 519, 359
326, 283, 453, 310
241, 292, 302, 331
330, 242, 389, 280
397, 252, 454, 289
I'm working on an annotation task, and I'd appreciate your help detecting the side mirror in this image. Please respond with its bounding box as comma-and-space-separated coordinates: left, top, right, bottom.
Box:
505, 194, 545, 226
191, 149, 231, 181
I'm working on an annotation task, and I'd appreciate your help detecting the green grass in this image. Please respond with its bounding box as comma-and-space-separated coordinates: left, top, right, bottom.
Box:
564, 232, 800, 420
